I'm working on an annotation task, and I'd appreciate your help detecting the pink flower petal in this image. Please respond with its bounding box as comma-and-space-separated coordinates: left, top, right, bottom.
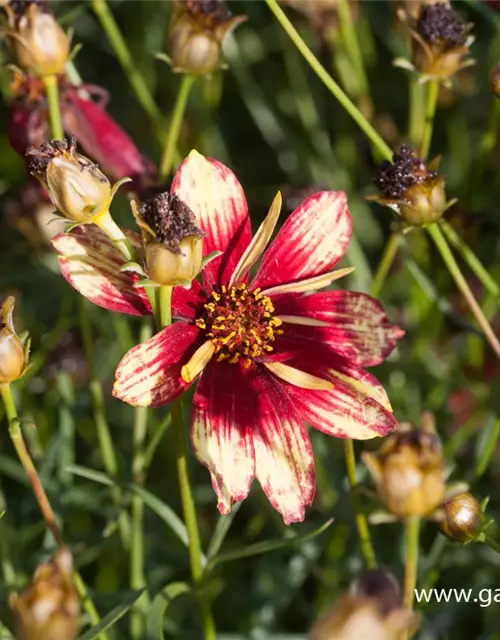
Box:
191, 361, 256, 515
277, 356, 398, 440
253, 369, 315, 525
171, 151, 252, 288
52, 227, 151, 316
252, 191, 352, 291
274, 291, 404, 366
113, 323, 200, 407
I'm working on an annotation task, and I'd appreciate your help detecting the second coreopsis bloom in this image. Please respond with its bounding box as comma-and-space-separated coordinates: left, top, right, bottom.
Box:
371, 145, 455, 227
397, 2, 474, 83
51, 150, 403, 524
10, 547, 80, 640
168, 0, 246, 75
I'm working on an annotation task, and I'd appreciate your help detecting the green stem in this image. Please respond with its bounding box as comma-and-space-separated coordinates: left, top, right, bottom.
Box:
343, 440, 377, 569
159, 75, 195, 180
485, 536, 500, 554
130, 321, 152, 640
370, 232, 400, 298
90, 0, 163, 131
42, 74, 64, 140
420, 80, 439, 159
79, 297, 130, 545
264, 0, 392, 161
408, 77, 426, 146
471, 98, 500, 204
427, 224, 500, 361
158, 286, 173, 328
95, 211, 136, 262
0, 384, 107, 637
403, 517, 421, 615
440, 220, 500, 300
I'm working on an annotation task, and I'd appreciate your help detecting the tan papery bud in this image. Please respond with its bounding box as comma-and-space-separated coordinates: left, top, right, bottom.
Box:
0, 296, 26, 385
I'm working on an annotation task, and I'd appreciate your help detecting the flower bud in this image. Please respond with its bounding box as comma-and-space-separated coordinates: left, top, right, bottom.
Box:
372, 145, 452, 226
136, 191, 204, 287
438, 492, 484, 543
363, 415, 446, 518
26, 138, 112, 224
10, 547, 80, 640
0, 296, 26, 385
7, 2, 70, 77
168, 0, 246, 75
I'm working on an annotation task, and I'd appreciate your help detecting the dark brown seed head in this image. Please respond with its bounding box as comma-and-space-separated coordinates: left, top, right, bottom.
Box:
416, 3, 467, 48
374, 145, 434, 202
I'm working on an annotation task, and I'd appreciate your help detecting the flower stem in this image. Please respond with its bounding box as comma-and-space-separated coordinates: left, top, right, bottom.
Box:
90, 0, 163, 131
264, 0, 392, 161
440, 220, 500, 301
427, 224, 500, 361
159, 75, 195, 181
130, 321, 152, 640
96, 211, 136, 262
157, 289, 216, 639
403, 516, 421, 615
420, 80, 439, 159
408, 77, 426, 146
343, 440, 377, 569
370, 232, 400, 298
470, 97, 500, 204
485, 536, 500, 554
158, 286, 173, 328
0, 383, 107, 637
42, 74, 64, 140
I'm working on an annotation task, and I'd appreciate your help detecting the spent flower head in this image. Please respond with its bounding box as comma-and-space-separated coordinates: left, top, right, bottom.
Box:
0, 296, 28, 385
10, 547, 80, 640
4, 0, 70, 77
167, 0, 246, 75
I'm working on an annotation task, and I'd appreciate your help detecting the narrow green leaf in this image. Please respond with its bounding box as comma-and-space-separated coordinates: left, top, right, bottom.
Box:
206, 503, 242, 562
209, 518, 333, 569
147, 582, 190, 640
78, 589, 146, 640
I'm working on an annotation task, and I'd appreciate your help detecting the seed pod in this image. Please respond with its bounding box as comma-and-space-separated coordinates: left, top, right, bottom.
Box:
438, 492, 484, 543
0, 296, 26, 385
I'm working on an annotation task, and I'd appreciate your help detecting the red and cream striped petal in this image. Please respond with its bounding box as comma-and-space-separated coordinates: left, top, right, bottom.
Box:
172, 279, 207, 321
253, 370, 315, 525
274, 291, 404, 366
113, 323, 201, 407
171, 150, 251, 289
52, 227, 151, 316
252, 191, 352, 291
277, 356, 397, 440
191, 361, 256, 515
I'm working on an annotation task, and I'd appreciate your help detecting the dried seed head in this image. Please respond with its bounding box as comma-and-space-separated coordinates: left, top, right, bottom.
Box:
136, 192, 204, 287
363, 415, 446, 518
26, 138, 112, 224
6, 1, 70, 77
438, 492, 484, 543
373, 145, 448, 226
10, 547, 80, 640
416, 3, 467, 47
0, 296, 26, 385
168, 0, 246, 75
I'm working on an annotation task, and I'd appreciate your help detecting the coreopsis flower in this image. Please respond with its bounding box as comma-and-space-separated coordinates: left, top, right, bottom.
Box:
168, 0, 246, 75
309, 570, 418, 640
363, 413, 446, 518
4, 0, 70, 77
396, 1, 474, 84
371, 145, 455, 227
132, 191, 205, 287
51, 150, 403, 523
0, 296, 28, 385
438, 492, 485, 543
10, 547, 80, 640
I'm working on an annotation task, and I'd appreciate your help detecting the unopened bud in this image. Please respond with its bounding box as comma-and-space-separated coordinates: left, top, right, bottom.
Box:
26, 138, 112, 224
438, 492, 484, 543
490, 63, 500, 99
7, 2, 70, 77
168, 0, 246, 75
363, 416, 446, 518
0, 296, 26, 385
136, 192, 204, 287
10, 547, 80, 640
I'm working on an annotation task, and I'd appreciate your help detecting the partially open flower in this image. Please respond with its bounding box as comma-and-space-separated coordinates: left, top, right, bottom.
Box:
10, 547, 80, 640
5, 0, 70, 77
309, 570, 418, 640
363, 413, 446, 518
133, 191, 205, 288
0, 296, 27, 385
168, 0, 246, 75
26, 138, 112, 225
438, 492, 485, 543
371, 145, 455, 227
397, 2, 474, 83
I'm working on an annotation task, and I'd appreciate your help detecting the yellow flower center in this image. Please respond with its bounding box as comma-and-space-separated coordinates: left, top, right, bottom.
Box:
195, 283, 283, 368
